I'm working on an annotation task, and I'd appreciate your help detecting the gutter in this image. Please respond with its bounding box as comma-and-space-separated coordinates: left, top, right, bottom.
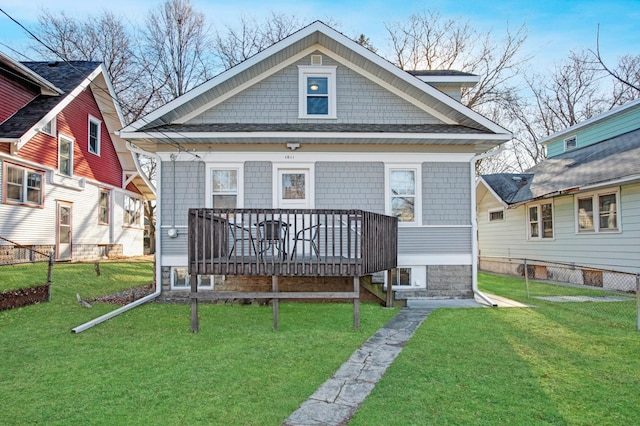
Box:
470, 148, 503, 307
72, 142, 162, 333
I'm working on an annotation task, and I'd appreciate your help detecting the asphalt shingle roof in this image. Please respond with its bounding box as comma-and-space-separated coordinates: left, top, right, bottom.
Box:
482, 127, 640, 204
0, 61, 100, 138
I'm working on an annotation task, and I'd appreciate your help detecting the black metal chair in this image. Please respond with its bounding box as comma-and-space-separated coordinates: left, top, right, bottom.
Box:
257, 220, 289, 260
292, 222, 321, 259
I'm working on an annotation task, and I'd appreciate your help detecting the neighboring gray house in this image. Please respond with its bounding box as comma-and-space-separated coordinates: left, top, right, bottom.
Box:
121, 21, 511, 302
477, 99, 640, 287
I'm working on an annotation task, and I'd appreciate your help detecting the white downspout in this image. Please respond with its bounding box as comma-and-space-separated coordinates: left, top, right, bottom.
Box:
470, 148, 503, 307
72, 142, 162, 333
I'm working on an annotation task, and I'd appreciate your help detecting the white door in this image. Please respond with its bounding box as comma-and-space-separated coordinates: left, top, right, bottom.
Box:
276, 168, 315, 257
56, 201, 72, 260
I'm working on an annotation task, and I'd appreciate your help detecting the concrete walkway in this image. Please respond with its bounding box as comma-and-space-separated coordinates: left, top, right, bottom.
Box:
283, 295, 520, 425
283, 308, 435, 425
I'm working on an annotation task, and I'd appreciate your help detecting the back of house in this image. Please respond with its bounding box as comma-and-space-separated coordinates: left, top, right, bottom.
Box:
121, 21, 511, 302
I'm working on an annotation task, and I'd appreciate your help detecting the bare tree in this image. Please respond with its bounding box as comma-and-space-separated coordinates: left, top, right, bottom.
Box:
141, 0, 214, 102
213, 12, 307, 69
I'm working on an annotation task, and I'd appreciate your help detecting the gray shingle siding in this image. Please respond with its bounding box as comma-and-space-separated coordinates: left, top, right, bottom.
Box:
423, 162, 470, 225
244, 161, 272, 207
161, 160, 205, 227
315, 162, 385, 212
189, 53, 441, 125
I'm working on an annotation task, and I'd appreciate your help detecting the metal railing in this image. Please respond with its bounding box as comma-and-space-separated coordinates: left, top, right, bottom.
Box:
480, 255, 639, 330
0, 236, 54, 310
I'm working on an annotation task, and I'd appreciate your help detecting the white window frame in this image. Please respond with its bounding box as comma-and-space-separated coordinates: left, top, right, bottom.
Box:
298, 65, 337, 119
205, 164, 244, 208
124, 195, 142, 227
88, 115, 101, 155
385, 266, 427, 290
170, 267, 217, 290
385, 164, 422, 226
2, 162, 44, 207
58, 134, 74, 177
526, 201, 554, 240
41, 116, 56, 136
575, 189, 621, 234
488, 208, 505, 222
564, 135, 577, 151
98, 188, 110, 225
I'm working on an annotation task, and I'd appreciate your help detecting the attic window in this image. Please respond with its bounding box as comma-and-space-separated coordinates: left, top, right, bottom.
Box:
298, 66, 337, 119
564, 135, 577, 151
41, 116, 56, 136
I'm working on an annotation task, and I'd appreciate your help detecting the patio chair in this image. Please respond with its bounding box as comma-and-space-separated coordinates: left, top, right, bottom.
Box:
291, 222, 321, 259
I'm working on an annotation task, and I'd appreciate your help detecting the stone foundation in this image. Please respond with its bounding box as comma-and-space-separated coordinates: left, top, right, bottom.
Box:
394, 265, 473, 300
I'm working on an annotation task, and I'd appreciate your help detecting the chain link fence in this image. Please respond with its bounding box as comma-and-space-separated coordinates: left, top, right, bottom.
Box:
480, 255, 639, 331
0, 236, 54, 310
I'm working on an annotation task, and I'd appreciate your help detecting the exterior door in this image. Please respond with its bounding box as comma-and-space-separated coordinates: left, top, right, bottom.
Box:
56, 201, 72, 260
277, 168, 313, 257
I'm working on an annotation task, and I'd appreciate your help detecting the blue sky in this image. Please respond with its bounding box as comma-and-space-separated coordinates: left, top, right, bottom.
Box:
1, 0, 638, 71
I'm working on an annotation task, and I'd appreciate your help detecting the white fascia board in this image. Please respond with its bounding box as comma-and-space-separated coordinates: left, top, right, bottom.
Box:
122, 21, 510, 136
157, 150, 476, 163
476, 177, 509, 209
17, 64, 102, 151
119, 130, 512, 142
122, 23, 332, 132
0, 51, 64, 95
538, 99, 640, 146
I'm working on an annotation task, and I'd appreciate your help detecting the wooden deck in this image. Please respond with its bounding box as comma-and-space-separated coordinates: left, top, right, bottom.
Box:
187, 208, 398, 331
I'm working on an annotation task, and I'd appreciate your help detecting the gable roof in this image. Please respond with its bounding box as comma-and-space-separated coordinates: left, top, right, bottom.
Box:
0, 55, 155, 200
0, 60, 102, 142
481, 128, 640, 205
121, 21, 511, 151
0, 51, 63, 96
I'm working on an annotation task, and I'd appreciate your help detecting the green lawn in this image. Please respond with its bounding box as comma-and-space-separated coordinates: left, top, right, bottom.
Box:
4, 265, 639, 425
0, 262, 397, 425
350, 273, 640, 425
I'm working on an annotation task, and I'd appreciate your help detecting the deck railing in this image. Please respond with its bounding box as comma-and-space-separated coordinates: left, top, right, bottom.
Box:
188, 208, 397, 277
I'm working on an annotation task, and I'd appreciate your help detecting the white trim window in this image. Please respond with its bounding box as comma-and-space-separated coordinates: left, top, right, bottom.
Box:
170, 267, 217, 290
58, 134, 74, 176
208, 165, 243, 208
88, 115, 101, 155
527, 202, 553, 239
576, 190, 619, 233
386, 165, 421, 225
41, 116, 56, 136
98, 188, 110, 225
298, 65, 337, 118
3, 163, 44, 207
124, 195, 142, 227
564, 135, 577, 151
488, 208, 505, 222
386, 266, 426, 290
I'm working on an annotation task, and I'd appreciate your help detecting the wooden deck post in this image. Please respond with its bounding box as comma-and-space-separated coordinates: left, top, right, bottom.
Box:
190, 273, 199, 332
272, 276, 279, 330
386, 269, 393, 308
354, 276, 360, 330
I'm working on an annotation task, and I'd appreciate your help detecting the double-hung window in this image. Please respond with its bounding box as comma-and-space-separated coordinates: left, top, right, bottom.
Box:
298, 66, 337, 118
88, 116, 101, 155
58, 135, 74, 176
576, 190, 619, 233
99, 189, 110, 224
527, 202, 553, 239
386, 166, 420, 225
124, 195, 141, 226
3, 163, 44, 207
211, 169, 238, 208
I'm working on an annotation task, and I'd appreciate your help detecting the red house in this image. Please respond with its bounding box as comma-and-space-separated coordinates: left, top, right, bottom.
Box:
0, 52, 154, 261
